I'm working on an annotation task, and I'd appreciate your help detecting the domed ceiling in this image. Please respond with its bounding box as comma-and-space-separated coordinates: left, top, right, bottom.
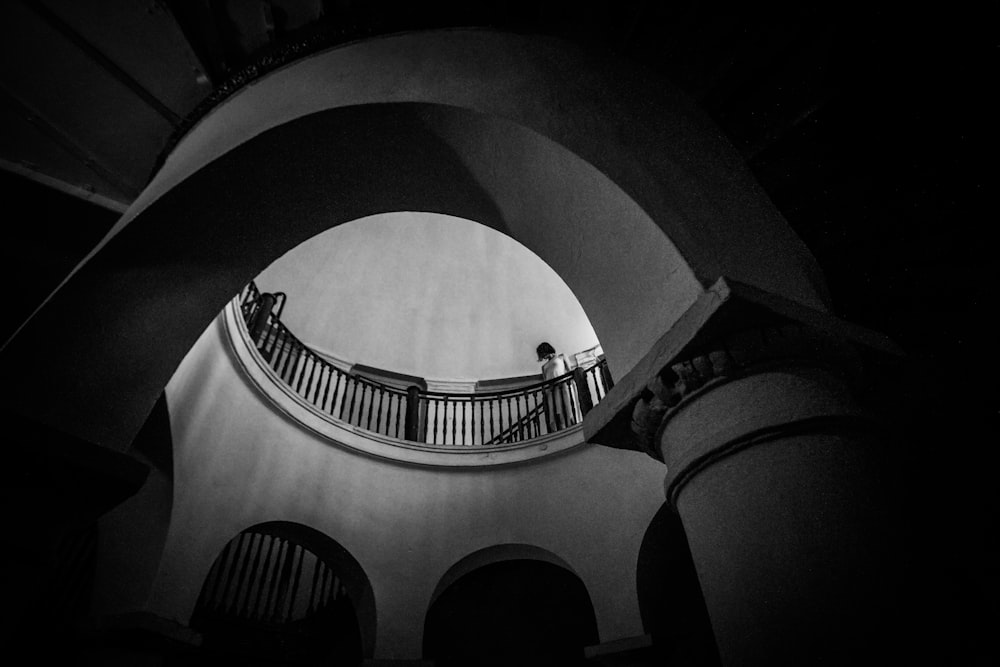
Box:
254, 212, 599, 381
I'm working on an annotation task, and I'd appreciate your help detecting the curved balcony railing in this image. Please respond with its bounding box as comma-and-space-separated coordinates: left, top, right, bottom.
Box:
238, 283, 613, 447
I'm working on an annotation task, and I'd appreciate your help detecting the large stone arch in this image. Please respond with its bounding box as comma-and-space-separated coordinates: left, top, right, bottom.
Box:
0, 29, 827, 453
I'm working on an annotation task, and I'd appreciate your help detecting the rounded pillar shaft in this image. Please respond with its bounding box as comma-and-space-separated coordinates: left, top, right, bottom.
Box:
658, 356, 904, 665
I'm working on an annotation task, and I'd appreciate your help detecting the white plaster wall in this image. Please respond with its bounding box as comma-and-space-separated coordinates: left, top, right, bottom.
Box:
254, 212, 599, 381
156, 314, 667, 659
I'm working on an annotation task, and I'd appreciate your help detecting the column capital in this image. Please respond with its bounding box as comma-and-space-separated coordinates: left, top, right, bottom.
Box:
583, 277, 902, 459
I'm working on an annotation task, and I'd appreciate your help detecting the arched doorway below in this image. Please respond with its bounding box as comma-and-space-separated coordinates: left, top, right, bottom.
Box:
637, 502, 721, 665
189, 521, 373, 665
424, 556, 598, 666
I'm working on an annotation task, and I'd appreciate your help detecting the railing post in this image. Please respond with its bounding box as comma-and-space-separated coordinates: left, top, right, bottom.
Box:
599, 358, 614, 391
573, 367, 594, 415
248, 292, 277, 346
404, 385, 422, 442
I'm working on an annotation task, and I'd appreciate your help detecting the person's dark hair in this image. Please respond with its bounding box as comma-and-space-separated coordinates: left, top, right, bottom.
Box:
536, 342, 556, 361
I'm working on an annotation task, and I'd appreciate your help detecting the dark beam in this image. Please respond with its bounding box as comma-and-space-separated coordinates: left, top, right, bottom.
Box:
22, 0, 182, 127
0, 83, 139, 199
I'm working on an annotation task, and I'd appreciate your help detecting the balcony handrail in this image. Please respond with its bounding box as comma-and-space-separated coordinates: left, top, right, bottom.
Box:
419, 368, 576, 400
236, 282, 612, 446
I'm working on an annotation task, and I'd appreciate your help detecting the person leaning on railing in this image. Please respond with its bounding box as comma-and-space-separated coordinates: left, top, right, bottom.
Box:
537, 342, 571, 432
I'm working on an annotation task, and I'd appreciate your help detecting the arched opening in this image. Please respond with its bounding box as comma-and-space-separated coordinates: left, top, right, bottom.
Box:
189, 521, 375, 664
424, 546, 598, 666
637, 502, 721, 665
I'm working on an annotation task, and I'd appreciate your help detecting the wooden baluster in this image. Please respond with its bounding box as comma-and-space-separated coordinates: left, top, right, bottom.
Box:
278, 334, 294, 380
394, 392, 402, 438
574, 367, 594, 417
263, 539, 286, 620
266, 326, 280, 370
554, 379, 565, 430
424, 397, 431, 443
286, 346, 297, 388
295, 352, 308, 393
386, 389, 393, 435
442, 397, 450, 444
220, 533, 247, 613
252, 535, 277, 620
478, 398, 485, 445
509, 397, 516, 442
462, 399, 468, 445
298, 354, 311, 395
379, 387, 387, 434
461, 400, 467, 445
268, 321, 278, 360
405, 386, 421, 441
320, 365, 332, 412
291, 346, 303, 388
228, 533, 256, 615
290, 347, 301, 390
534, 389, 543, 436
241, 533, 266, 618
319, 563, 331, 609
284, 545, 306, 622
270, 541, 296, 622
431, 398, 440, 444
307, 559, 322, 615
347, 378, 359, 424
358, 381, 368, 427
306, 355, 320, 402
501, 396, 508, 442
274, 331, 287, 377
565, 378, 575, 427
267, 327, 280, 371
259, 319, 270, 360
331, 369, 343, 417
512, 396, 519, 441
365, 383, 375, 430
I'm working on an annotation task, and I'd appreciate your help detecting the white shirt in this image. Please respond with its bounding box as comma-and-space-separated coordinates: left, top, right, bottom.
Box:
541, 354, 569, 380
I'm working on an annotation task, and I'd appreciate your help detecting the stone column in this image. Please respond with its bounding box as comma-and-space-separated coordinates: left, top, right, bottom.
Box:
633, 324, 906, 666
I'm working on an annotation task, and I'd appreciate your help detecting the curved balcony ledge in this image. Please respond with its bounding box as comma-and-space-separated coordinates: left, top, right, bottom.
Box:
222, 300, 588, 468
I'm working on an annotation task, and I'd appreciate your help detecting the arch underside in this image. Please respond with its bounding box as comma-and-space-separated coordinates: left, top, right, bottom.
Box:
0, 30, 827, 455
191, 520, 376, 658
427, 542, 580, 610
424, 545, 599, 663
